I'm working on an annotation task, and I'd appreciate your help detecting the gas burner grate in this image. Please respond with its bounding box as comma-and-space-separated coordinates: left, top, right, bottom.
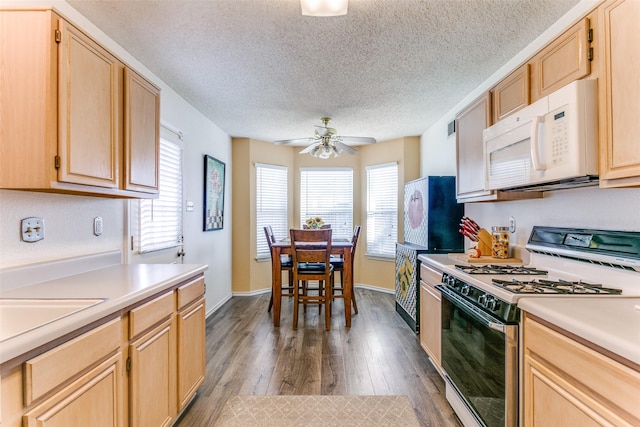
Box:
455, 264, 548, 275
492, 278, 623, 294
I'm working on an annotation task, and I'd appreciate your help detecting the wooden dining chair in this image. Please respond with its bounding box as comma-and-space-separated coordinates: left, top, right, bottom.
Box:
331, 225, 361, 314
290, 228, 334, 330
264, 226, 294, 313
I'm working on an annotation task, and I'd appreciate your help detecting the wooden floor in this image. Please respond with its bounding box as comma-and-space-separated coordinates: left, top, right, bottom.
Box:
175, 288, 462, 427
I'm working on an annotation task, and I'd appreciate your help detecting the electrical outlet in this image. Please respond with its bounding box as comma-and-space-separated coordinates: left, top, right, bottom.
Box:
94, 216, 103, 236
509, 216, 516, 233
21, 217, 45, 242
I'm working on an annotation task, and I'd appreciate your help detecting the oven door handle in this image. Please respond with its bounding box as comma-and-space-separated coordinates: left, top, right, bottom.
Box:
436, 284, 507, 333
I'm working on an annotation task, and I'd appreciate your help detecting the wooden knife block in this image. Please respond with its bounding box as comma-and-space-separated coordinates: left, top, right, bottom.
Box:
476, 228, 492, 255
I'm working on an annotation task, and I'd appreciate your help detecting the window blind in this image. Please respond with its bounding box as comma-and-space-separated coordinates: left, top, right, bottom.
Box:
138, 137, 183, 253
256, 163, 288, 260
366, 162, 398, 258
300, 168, 353, 240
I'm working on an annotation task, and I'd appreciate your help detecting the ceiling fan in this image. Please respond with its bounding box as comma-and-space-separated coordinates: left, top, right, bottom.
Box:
274, 117, 376, 159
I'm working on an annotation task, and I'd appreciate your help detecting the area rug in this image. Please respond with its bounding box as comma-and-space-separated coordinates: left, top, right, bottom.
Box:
214, 395, 420, 426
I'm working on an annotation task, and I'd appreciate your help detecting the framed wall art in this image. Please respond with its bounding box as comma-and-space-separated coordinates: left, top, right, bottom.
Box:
203, 154, 225, 231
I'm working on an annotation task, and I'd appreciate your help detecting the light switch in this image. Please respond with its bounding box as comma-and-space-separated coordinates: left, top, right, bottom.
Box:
186, 200, 194, 212
94, 216, 103, 236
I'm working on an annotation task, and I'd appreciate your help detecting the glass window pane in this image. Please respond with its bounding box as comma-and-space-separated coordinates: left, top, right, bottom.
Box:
366, 163, 398, 258
299, 168, 353, 240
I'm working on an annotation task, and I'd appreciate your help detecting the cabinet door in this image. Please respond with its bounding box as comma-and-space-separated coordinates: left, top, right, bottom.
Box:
523, 354, 630, 427
523, 314, 640, 426
124, 68, 160, 193
532, 18, 591, 100
129, 318, 177, 427
492, 64, 530, 123
23, 353, 123, 427
58, 19, 122, 188
419, 283, 442, 372
599, 0, 640, 186
456, 93, 492, 199
177, 298, 206, 410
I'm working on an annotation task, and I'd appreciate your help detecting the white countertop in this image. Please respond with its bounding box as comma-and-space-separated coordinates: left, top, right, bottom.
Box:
419, 253, 640, 367
518, 297, 640, 366
0, 263, 208, 364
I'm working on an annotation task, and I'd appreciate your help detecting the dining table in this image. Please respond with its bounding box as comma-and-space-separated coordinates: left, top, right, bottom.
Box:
270, 239, 354, 327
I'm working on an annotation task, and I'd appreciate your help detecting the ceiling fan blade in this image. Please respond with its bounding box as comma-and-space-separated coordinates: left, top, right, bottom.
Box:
274, 137, 315, 145
337, 136, 377, 145
299, 143, 321, 154
334, 141, 358, 155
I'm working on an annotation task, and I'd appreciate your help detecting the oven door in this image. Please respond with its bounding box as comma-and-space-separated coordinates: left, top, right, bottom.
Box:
437, 285, 518, 427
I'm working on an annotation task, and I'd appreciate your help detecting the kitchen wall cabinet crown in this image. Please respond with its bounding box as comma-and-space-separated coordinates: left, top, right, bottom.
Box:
0, 8, 159, 198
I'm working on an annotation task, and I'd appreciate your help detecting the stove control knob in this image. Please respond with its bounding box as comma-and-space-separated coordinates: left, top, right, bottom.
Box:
461, 285, 470, 295
486, 296, 498, 311
478, 294, 487, 306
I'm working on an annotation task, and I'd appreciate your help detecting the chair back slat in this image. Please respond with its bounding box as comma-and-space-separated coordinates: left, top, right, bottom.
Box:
290, 229, 332, 267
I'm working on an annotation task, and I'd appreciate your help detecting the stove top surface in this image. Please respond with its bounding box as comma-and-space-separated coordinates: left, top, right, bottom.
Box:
455, 264, 547, 275
491, 278, 623, 294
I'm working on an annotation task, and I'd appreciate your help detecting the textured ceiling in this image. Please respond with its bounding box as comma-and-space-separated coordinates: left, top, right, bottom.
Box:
67, 0, 580, 145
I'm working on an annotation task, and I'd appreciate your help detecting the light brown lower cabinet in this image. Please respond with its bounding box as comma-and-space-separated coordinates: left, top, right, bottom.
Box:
0, 274, 206, 427
523, 313, 640, 426
23, 353, 123, 427
129, 318, 177, 427
419, 263, 443, 375
177, 297, 206, 410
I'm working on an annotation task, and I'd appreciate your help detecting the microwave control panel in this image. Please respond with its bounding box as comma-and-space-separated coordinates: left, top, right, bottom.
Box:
548, 107, 569, 166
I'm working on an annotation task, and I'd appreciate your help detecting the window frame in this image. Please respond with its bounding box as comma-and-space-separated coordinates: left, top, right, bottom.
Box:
137, 130, 184, 254
256, 163, 288, 260
365, 162, 398, 259
299, 167, 353, 241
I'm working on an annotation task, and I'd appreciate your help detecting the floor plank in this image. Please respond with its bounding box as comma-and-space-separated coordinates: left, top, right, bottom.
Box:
175, 288, 462, 427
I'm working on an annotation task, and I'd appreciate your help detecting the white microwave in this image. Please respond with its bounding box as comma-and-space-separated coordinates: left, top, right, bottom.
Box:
483, 79, 599, 192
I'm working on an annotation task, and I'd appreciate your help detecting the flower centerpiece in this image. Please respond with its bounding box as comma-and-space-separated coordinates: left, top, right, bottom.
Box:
305, 216, 324, 229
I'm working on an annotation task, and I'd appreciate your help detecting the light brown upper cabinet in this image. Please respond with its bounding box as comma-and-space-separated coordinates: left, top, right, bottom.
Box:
124, 69, 160, 193
456, 93, 492, 201
491, 64, 530, 123
0, 8, 159, 198
598, 0, 640, 187
530, 17, 592, 101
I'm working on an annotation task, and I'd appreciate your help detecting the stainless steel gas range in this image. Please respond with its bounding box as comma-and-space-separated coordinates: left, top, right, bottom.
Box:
426, 226, 640, 427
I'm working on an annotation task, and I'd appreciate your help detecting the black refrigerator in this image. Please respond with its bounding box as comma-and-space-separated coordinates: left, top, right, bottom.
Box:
395, 176, 463, 332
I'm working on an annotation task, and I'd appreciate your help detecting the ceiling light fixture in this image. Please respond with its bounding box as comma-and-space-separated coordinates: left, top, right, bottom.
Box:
310, 137, 343, 159
301, 0, 348, 17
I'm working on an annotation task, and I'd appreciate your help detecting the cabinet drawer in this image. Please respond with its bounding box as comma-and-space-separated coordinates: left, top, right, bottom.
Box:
176, 276, 205, 310
524, 314, 640, 421
129, 291, 174, 339
24, 318, 121, 405
420, 263, 443, 287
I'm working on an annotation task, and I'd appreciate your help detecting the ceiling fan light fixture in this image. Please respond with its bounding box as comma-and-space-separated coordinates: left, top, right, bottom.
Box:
301, 0, 348, 17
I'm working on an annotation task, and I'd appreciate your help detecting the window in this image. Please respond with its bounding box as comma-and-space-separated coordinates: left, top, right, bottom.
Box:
256, 163, 288, 260
366, 162, 398, 258
299, 168, 353, 240
138, 135, 183, 253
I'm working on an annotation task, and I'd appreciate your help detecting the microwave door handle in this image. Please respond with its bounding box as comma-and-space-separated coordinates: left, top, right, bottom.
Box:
530, 116, 546, 171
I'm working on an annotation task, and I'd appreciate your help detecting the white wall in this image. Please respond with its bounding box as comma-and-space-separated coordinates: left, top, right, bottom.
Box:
419, 0, 640, 250
0, 0, 232, 314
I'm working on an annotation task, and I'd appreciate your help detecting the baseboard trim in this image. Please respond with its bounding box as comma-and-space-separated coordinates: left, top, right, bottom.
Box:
205, 293, 232, 318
